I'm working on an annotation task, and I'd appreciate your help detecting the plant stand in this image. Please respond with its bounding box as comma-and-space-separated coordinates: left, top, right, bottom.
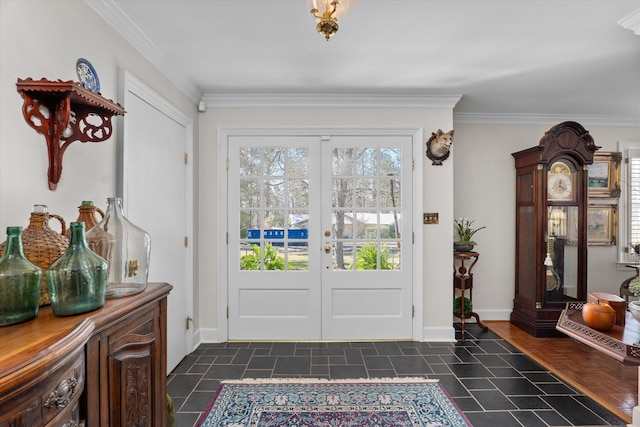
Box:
453, 251, 487, 341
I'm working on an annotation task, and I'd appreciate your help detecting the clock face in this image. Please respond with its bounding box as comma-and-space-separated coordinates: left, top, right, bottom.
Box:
547, 162, 574, 201
548, 173, 573, 200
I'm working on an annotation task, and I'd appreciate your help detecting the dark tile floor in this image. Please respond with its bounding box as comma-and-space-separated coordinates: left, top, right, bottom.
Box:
167, 324, 626, 427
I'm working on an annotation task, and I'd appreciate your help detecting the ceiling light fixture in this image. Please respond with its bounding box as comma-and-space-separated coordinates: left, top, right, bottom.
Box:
309, 0, 351, 41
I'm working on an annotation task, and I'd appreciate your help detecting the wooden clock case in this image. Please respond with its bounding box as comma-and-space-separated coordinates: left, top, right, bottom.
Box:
511, 121, 599, 337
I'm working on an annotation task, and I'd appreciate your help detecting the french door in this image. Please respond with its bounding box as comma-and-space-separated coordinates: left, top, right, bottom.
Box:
228, 134, 413, 340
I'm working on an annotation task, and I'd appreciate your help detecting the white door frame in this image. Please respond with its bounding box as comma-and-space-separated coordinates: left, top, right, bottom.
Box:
217, 126, 424, 342
119, 70, 195, 357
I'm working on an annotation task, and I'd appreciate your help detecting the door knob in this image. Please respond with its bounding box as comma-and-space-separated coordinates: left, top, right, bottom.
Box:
324, 245, 331, 253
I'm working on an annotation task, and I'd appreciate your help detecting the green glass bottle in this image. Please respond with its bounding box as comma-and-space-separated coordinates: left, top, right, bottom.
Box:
46, 222, 107, 316
0, 227, 43, 326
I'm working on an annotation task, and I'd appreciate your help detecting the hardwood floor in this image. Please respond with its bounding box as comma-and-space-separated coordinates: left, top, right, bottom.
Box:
486, 320, 637, 424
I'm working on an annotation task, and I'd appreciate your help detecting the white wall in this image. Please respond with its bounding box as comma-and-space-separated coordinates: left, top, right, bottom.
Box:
453, 122, 640, 321
3, 0, 639, 345
0, 1, 199, 316
198, 107, 456, 341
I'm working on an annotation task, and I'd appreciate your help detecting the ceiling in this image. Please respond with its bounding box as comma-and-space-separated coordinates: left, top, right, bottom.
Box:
87, 0, 640, 124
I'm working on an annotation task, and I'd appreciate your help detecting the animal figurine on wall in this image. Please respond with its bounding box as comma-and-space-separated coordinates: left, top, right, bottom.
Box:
426, 129, 454, 166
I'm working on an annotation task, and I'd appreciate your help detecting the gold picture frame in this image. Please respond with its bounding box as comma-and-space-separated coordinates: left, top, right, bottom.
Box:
587, 204, 617, 245
588, 152, 621, 198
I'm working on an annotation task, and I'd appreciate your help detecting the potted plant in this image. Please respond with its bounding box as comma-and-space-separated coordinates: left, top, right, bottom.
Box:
454, 217, 486, 252
453, 296, 473, 317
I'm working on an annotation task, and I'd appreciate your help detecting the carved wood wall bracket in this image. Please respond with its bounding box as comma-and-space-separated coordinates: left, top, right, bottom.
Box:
16, 78, 125, 190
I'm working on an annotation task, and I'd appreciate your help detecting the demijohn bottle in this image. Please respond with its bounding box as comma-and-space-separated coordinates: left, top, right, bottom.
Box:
0, 227, 43, 326
86, 197, 151, 298
46, 222, 107, 316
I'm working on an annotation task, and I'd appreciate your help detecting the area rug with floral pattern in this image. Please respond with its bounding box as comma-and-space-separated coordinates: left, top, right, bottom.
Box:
196, 377, 472, 426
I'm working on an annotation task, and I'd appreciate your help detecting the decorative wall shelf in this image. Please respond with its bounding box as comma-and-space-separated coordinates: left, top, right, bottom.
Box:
16, 78, 125, 190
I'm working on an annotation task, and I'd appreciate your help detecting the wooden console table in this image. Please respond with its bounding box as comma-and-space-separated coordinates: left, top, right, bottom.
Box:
557, 302, 640, 427
453, 251, 487, 340
0, 282, 172, 427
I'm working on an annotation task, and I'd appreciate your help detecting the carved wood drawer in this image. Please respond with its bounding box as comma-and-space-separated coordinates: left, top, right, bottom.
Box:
0, 350, 84, 427
1, 283, 170, 427
42, 353, 84, 426
44, 399, 80, 427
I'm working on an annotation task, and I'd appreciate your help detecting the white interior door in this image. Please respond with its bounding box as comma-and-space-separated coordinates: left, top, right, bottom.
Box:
321, 136, 413, 339
227, 133, 412, 340
228, 136, 322, 340
121, 72, 193, 372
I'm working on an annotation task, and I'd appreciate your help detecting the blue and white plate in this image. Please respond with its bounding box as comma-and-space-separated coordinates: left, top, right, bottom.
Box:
76, 58, 100, 93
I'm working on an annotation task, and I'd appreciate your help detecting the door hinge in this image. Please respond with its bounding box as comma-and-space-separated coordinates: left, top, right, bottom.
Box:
227, 306, 229, 318
412, 305, 415, 318
412, 158, 415, 171
184, 152, 188, 165
185, 316, 193, 330
184, 236, 188, 247
226, 232, 229, 244
412, 232, 414, 244
226, 158, 229, 171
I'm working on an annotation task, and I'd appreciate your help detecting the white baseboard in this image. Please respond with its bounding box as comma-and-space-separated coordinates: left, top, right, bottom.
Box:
421, 326, 456, 342
194, 319, 510, 347
195, 327, 223, 345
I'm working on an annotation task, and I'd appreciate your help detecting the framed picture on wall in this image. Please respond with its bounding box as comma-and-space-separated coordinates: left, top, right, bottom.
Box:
587, 204, 617, 245
588, 152, 621, 198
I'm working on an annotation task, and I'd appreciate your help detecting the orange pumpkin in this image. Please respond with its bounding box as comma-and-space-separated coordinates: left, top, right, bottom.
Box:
582, 302, 616, 331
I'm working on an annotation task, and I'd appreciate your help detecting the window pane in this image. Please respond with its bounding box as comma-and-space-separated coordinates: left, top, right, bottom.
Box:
263, 147, 285, 176
240, 210, 260, 239
331, 145, 404, 272
264, 210, 285, 229
380, 148, 401, 176
355, 178, 377, 207
264, 179, 284, 208
286, 243, 309, 271
381, 210, 401, 239
240, 179, 260, 208
382, 177, 401, 208
333, 148, 354, 176
239, 147, 261, 176
333, 178, 353, 208
356, 148, 377, 176
288, 148, 308, 176
355, 211, 378, 239
288, 179, 309, 208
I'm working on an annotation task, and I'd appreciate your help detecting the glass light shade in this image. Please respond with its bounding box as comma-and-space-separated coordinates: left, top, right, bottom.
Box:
310, 0, 352, 21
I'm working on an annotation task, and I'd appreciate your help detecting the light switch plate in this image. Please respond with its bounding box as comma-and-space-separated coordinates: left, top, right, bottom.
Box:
423, 213, 439, 224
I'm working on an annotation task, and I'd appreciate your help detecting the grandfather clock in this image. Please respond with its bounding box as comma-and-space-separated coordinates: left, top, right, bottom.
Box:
511, 121, 599, 337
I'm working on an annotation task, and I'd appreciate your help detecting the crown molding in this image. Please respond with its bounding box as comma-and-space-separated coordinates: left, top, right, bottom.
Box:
453, 112, 640, 127
618, 8, 640, 35
200, 93, 462, 109
85, 0, 201, 103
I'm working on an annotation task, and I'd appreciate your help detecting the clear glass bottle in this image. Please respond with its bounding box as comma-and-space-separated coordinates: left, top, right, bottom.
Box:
86, 197, 151, 298
0, 227, 43, 326
46, 222, 107, 316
